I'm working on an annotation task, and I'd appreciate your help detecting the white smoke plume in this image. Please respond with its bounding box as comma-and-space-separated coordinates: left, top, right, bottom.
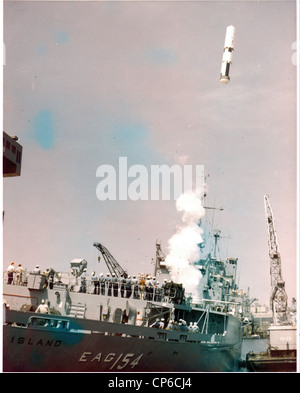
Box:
165, 191, 206, 300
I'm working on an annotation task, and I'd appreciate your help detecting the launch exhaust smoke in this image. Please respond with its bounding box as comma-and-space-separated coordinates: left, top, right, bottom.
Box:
220, 25, 235, 84
165, 192, 205, 300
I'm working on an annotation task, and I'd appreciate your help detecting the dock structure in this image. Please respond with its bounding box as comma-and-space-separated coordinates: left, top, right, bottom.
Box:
3, 132, 23, 177
245, 196, 297, 372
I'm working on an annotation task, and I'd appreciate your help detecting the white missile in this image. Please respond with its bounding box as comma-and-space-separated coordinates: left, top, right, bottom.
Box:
220, 25, 236, 84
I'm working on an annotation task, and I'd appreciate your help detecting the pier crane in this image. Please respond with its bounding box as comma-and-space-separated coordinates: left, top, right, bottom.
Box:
93, 242, 128, 278
264, 195, 289, 325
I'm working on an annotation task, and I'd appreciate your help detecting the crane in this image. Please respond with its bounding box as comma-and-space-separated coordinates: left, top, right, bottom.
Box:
93, 242, 128, 278
264, 195, 289, 325
153, 239, 166, 277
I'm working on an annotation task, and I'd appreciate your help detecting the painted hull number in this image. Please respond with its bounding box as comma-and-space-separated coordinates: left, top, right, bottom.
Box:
79, 352, 144, 370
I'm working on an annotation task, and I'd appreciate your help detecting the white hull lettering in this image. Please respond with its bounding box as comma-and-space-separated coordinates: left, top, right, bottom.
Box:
79, 352, 144, 370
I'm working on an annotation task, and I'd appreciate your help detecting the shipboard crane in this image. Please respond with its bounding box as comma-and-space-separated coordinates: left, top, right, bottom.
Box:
93, 242, 128, 278
264, 195, 289, 325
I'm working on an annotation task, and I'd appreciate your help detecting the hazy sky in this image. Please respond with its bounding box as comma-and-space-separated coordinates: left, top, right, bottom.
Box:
3, 0, 298, 305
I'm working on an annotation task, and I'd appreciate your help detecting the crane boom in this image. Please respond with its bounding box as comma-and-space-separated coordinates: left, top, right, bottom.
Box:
264, 195, 289, 325
93, 242, 128, 278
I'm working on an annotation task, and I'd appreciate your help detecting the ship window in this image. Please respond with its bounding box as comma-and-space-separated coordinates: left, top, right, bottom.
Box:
180, 335, 187, 342
156, 332, 167, 341
27, 317, 69, 330
56, 320, 69, 329
16, 150, 21, 163
5, 140, 10, 150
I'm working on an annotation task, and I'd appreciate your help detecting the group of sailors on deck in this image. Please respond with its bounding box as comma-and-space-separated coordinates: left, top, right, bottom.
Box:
79, 271, 174, 301
150, 318, 200, 333
6, 262, 26, 285
6, 262, 183, 303
6, 262, 57, 288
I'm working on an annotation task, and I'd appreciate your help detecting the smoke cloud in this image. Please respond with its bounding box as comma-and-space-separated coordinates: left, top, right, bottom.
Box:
165, 191, 205, 300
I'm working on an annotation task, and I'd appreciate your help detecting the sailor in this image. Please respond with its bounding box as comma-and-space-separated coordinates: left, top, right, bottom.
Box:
120, 274, 126, 298
159, 318, 165, 329
150, 318, 160, 328
56, 273, 63, 284
111, 273, 118, 297
35, 299, 49, 314
106, 273, 112, 296
173, 321, 180, 331
48, 268, 55, 289
145, 275, 153, 300
125, 275, 132, 298
151, 276, 158, 301
138, 274, 146, 299
229, 306, 235, 316
42, 268, 50, 288
43, 267, 50, 276
144, 276, 149, 300
183, 320, 189, 331
33, 265, 41, 274
161, 278, 168, 298
178, 319, 183, 330
3, 299, 10, 310
193, 322, 199, 333
91, 271, 99, 295
79, 270, 87, 293
180, 320, 188, 332
149, 276, 155, 300
7, 262, 15, 284
15, 263, 25, 285
69, 272, 77, 292
166, 320, 174, 330
153, 277, 161, 301
99, 273, 105, 295
132, 275, 139, 299
188, 322, 194, 332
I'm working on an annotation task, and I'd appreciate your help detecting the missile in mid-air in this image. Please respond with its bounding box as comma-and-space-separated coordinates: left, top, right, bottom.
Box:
220, 25, 236, 84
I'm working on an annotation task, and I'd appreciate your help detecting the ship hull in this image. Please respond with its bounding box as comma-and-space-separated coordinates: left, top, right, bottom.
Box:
3, 324, 241, 372
3, 309, 242, 372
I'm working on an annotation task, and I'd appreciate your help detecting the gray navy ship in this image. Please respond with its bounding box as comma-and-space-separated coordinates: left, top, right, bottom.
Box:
3, 236, 246, 372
